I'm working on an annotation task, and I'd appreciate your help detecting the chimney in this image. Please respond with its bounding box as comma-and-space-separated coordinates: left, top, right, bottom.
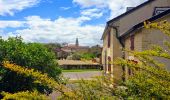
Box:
126, 7, 134, 12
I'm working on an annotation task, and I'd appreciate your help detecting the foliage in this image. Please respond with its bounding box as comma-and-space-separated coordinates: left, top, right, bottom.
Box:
71, 52, 95, 60
80, 53, 95, 60
71, 53, 82, 60
44, 43, 62, 59
76, 45, 101, 60
2, 61, 58, 89
44, 43, 61, 51
58, 75, 117, 100
66, 44, 101, 60
1, 91, 49, 100
0, 37, 61, 94
89, 45, 102, 58
1, 61, 73, 99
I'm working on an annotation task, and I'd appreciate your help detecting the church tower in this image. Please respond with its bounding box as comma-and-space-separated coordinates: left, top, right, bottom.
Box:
76, 38, 79, 46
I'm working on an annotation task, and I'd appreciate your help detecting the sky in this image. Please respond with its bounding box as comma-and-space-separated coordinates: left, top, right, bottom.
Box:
0, 0, 147, 46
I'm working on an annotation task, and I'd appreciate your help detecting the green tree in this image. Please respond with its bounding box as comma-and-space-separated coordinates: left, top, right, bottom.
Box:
89, 45, 102, 58
81, 53, 95, 60
44, 43, 62, 59
0, 37, 61, 94
72, 53, 82, 60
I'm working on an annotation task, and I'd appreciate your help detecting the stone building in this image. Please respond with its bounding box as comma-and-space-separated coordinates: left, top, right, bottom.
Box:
101, 0, 170, 80
61, 38, 89, 54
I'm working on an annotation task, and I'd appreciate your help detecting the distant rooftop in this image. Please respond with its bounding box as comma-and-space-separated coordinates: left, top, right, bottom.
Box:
58, 60, 100, 66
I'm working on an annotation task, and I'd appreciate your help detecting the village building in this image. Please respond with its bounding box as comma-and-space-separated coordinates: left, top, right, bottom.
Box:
58, 38, 102, 69
56, 38, 89, 59
61, 38, 89, 54
58, 60, 101, 70
101, 0, 170, 80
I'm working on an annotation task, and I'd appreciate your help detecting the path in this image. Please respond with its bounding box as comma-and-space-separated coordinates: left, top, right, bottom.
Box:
62, 71, 102, 80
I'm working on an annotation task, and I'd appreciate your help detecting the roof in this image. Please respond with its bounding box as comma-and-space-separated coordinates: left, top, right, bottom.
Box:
101, 0, 155, 40
107, 0, 154, 24
57, 60, 100, 66
119, 9, 170, 38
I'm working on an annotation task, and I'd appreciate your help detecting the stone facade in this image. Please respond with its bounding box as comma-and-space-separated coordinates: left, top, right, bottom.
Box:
102, 0, 170, 81
124, 15, 170, 78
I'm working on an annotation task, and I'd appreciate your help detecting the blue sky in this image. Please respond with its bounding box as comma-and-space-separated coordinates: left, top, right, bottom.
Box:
0, 0, 147, 46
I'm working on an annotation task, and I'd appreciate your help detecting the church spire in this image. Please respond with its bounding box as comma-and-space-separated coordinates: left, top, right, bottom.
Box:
76, 38, 79, 46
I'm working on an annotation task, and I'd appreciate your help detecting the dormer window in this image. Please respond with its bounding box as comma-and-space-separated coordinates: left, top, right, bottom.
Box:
153, 7, 170, 16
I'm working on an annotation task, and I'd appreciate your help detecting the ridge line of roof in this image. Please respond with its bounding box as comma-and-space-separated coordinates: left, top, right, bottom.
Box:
107, 0, 155, 24
119, 9, 170, 38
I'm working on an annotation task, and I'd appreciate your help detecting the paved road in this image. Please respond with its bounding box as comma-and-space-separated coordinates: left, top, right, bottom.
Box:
62, 71, 102, 80
49, 71, 102, 99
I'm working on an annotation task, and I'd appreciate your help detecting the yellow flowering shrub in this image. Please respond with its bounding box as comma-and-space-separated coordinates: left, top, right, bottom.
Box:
1, 91, 49, 100
2, 61, 76, 99
144, 20, 170, 36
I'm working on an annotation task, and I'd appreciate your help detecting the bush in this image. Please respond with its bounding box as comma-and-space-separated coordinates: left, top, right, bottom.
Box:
81, 53, 95, 60
1, 61, 70, 99
0, 37, 61, 94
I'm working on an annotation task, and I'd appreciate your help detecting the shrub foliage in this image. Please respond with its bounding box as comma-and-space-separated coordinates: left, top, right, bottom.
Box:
0, 37, 61, 94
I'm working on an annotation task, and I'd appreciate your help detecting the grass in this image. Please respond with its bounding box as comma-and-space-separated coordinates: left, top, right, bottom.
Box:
62, 69, 101, 72
68, 79, 94, 84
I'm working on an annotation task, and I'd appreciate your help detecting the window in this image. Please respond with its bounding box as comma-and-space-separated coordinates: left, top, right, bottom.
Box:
104, 51, 107, 73
108, 32, 111, 48
128, 68, 132, 75
108, 56, 111, 72
153, 7, 170, 16
130, 35, 134, 50
122, 66, 125, 81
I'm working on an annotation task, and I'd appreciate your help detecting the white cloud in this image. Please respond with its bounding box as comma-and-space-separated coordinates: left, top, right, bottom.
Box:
0, 16, 104, 46
0, 0, 40, 16
81, 8, 103, 18
60, 7, 71, 10
73, 0, 147, 19
0, 21, 25, 28
73, 0, 106, 8
107, 0, 148, 19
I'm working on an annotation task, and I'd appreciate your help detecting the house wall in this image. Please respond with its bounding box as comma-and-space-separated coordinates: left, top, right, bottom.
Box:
102, 28, 109, 73
102, 28, 123, 80
142, 14, 170, 70
110, 0, 170, 36
111, 29, 123, 80
124, 14, 170, 76
124, 30, 143, 79
102, 0, 170, 81
102, 27, 113, 74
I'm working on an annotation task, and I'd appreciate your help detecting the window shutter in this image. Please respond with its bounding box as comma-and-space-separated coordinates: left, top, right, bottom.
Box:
130, 35, 134, 50
108, 56, 111, 72
108, 32, 111, 48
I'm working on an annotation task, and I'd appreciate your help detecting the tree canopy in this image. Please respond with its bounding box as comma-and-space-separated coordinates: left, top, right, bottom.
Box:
0, 37, 61, 95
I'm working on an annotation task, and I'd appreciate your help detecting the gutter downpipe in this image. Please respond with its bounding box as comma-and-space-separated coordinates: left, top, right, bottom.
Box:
107, 24, 125, 51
